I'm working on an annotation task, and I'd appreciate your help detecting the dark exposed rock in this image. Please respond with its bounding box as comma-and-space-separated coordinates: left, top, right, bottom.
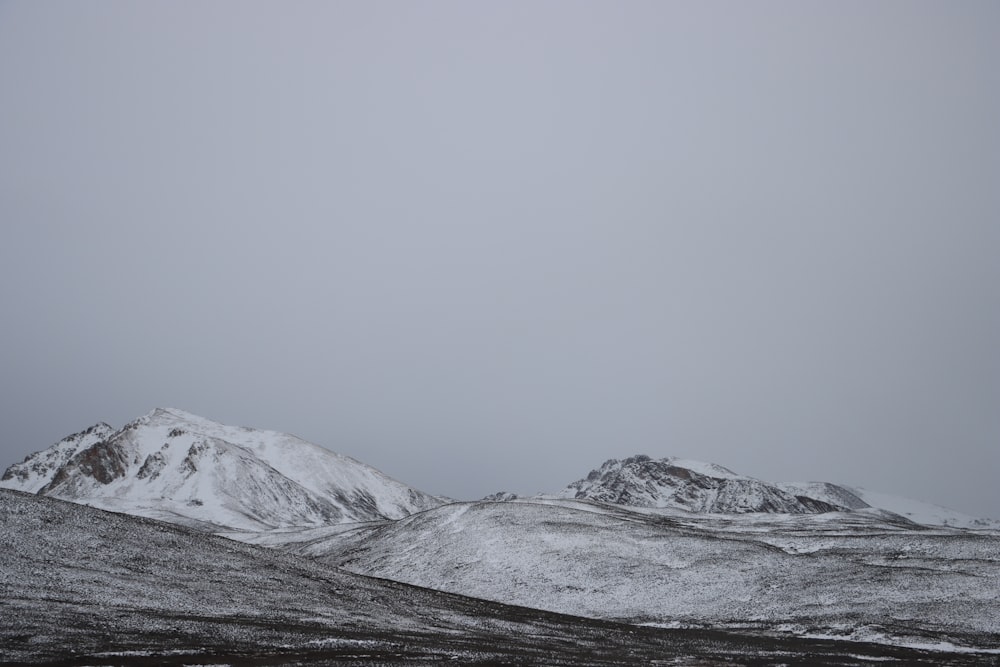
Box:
1, 423, 115, 486
794, 495, 841, 513
180, 441, 211, 476
137, 451, 166, 480
41, 439, 129, 491
483, 491, 519, 502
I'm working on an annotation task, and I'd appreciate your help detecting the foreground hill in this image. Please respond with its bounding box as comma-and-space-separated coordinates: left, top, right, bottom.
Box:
5, 489, 978, 666
290, 498, 1000, 654
0, 408, 440, 531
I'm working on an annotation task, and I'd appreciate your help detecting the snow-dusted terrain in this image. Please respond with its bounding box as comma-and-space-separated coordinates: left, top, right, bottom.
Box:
7, 489, 973, 665
0, 488, 661, 664
1, 408, 440, 531
288, 498, 1000, 653
5, 413, 1000, 662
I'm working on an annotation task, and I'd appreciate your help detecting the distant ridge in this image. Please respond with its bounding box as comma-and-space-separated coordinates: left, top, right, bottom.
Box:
558, 454, 853, 514
5, 415, 997, 531
556, 454, 1000, 529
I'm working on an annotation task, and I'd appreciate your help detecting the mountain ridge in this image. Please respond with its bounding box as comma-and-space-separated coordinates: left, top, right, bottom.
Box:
0, 407, 440, 531
554, 454, 999, 529
559, 454, 859, 514
4, 411, 997, 530
5, 410, 1000, 656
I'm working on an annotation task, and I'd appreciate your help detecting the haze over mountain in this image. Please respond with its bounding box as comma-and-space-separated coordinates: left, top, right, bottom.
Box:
3, 3, 998, 662
2, 2, 1000, 523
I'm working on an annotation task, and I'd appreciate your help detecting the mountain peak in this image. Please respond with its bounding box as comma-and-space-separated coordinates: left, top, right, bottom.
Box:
147, 406, 202, 421
593, 455, 744, 481
1, 410, 441, 531
1, 422, 116, 493
129, 407, 237, 431
561, 455, 847, 514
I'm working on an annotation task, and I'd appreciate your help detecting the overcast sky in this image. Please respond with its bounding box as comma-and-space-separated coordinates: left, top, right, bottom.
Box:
1, 1, 998, 518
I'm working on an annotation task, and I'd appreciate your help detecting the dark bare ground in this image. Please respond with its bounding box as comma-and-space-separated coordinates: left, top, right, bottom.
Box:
3, 602, 995, 666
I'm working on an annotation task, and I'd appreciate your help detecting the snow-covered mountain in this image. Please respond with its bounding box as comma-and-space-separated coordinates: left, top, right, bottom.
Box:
558, 455, 856, 514
556, 454, 999, 529
6, 418, 999, 659
0, 408, 440, 531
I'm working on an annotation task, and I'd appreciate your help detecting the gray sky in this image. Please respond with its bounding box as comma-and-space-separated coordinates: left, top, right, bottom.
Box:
2, 1, 998, 518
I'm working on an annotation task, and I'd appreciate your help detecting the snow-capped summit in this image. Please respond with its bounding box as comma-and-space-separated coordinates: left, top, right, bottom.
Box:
559, 455, 854, 514
0, 408, 441, 531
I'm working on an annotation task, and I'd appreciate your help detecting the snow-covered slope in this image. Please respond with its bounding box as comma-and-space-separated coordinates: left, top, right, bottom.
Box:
775, 481, 871, 511
9, 489, 949, 666
0, 408, 440, 531
306, 498, 1000, 652
559, 455, 854, 514
846, 486, 1000, 530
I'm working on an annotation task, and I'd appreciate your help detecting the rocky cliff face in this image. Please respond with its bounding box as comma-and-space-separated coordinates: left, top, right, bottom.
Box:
559, 455, 858, 514
2, 423, 116, 493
